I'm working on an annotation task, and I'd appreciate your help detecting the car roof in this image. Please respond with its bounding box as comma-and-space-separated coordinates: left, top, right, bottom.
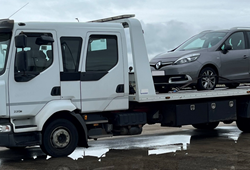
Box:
200, 27, 250, 34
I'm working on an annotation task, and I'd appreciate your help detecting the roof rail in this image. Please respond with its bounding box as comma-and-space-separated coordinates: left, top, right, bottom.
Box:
230, 27, 250, 30
88, 14, 135, 23
199, 30, 212, 34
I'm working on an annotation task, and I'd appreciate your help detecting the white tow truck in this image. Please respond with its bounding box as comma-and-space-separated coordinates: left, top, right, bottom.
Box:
0, 15, 250, 157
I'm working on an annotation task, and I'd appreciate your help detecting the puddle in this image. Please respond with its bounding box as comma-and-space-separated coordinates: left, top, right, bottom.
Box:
69, 147, 109, 160
217, 126, 241, 141
68, 126, 240, 160
148, 135, 190, 155
0, 125, 242, 167
68, 134, 191, 159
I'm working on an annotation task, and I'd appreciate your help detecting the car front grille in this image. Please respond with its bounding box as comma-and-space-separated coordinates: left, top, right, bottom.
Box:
150, 61, 174, 70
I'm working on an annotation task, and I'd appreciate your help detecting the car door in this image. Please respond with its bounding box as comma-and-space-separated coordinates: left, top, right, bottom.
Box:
220, 31, 250, 81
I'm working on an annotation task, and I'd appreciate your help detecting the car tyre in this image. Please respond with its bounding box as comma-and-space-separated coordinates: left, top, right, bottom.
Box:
225, 83, 239, 89
40, 119, 78, 157
197, 67, 217, 90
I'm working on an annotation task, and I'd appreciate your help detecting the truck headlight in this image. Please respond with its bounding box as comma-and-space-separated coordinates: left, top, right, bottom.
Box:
174, 53, 200, 65
0, 125, 11, 132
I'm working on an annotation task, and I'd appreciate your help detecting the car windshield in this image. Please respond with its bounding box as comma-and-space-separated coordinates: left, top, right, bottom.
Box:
176, 32, 227, 51
0, 33, 11, 74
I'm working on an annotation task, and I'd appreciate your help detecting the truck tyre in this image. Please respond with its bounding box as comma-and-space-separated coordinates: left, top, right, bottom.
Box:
41, 119, 78, 157
197, 67, 217, 90
236, 117, 250, 132
192, 122, 219, 130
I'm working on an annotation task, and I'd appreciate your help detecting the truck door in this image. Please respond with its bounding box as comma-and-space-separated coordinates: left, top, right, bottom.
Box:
60, 37, 83, 109
80, 33, 128, 112
8, 31, 60, 118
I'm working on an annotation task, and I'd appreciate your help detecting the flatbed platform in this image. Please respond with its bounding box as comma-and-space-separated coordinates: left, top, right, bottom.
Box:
129, 85, 250, 102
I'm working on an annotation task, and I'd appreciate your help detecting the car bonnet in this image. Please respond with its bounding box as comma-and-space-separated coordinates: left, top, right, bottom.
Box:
150, 50, 199, 64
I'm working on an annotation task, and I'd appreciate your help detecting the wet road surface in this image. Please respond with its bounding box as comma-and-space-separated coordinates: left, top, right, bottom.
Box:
0, 123, 250, 170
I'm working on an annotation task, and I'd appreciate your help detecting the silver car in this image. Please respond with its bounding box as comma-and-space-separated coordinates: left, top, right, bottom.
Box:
150, 28, 250, 92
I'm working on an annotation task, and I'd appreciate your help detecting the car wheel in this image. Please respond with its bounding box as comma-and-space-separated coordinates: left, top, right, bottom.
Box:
197, 67, 217, 90
40, 119, 78, 157
225, 83, 239, 89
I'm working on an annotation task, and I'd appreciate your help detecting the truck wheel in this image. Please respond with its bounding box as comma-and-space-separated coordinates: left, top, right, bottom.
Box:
192, 122, 219, 130
236, 117, 250, 132
197, 67, 217, 90
41, 119, 78, 157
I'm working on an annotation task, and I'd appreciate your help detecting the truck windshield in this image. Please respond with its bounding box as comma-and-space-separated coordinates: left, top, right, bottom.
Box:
0, 33, 11, 74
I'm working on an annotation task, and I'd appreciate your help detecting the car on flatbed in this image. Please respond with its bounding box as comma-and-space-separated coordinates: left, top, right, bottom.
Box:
150, 28, 250, 93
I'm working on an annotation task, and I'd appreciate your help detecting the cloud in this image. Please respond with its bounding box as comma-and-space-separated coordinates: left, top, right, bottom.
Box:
3, 0, 250, 63
141, 20, 200, 59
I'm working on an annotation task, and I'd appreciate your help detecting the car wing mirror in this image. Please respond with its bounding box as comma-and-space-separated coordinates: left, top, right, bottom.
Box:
222, 44, 232, 54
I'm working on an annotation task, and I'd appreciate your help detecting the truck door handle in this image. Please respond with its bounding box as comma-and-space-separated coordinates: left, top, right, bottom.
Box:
51, 86, 61, 96
116, 84, 124, 93
243, 55, 248, 59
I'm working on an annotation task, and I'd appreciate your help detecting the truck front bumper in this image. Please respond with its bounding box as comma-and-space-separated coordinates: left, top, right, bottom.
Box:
0, 132, 42, 147
0, 119, 41, 147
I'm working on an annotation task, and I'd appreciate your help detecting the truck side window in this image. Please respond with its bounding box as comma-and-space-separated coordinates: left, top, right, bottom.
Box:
60, 37, 82, 72
86, 35, 118, 71
15, 33, 53, 82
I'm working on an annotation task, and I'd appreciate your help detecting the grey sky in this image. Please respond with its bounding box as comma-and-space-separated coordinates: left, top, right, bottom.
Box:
1, 0, 250, 60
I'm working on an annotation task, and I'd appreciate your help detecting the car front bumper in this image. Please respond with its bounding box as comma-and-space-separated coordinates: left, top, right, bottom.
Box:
151, 62, 200, 85
152, 71, 192, 84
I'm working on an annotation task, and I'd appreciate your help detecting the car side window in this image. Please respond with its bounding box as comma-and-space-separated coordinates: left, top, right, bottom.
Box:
86, 35, 118, 71
246, 32, 250, 48
15, 33, 53, 82
224, 32, 245, 50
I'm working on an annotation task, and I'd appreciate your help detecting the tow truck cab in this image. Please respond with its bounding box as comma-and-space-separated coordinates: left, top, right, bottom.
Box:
0, 14, 157, 157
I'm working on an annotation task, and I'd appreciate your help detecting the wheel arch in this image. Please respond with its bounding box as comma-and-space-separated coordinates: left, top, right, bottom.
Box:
42, 111, 88, 147
196, 64, 219, 90
199, 64, 219, 77
34, 100, 88, 147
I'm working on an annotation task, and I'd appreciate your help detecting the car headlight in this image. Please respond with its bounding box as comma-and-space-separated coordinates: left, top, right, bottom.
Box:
173, 53, 200, 65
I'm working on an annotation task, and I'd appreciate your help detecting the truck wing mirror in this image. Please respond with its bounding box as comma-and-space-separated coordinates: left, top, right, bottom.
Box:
36, 35, 54, 45
222, 44, 232, 54
15, 34, 27, 48
16, 51, 27, 72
